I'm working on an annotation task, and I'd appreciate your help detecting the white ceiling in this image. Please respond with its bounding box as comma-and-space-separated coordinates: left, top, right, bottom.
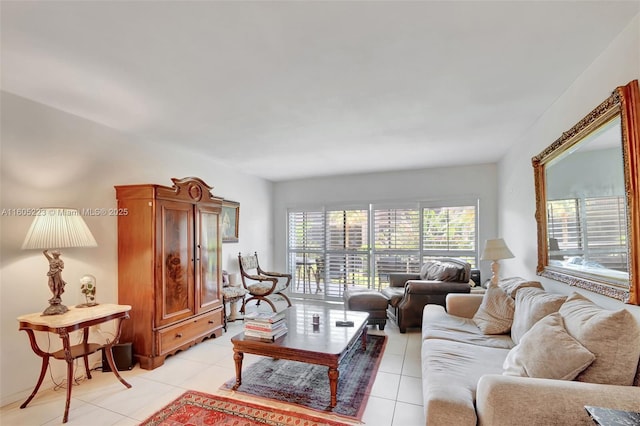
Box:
2, 1, 638, 181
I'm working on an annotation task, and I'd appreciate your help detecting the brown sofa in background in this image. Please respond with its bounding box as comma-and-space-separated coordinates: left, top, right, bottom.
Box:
381, 258, 474, 333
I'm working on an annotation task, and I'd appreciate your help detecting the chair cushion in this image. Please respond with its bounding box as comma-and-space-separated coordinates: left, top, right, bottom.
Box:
473, 286, 515, 335
503, 312, 595, 380
559, 292, 640, 386
511, 287, 566, 344
247, 279, 288, 296
247, 283, 276, 296
221, 286, 248, 299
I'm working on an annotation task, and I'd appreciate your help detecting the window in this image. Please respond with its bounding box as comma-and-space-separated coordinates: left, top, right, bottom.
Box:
287, 200, 478, 299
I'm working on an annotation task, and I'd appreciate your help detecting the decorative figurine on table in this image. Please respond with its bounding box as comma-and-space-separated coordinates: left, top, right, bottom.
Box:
77, 274, 98, 307
43, 249, 68, 315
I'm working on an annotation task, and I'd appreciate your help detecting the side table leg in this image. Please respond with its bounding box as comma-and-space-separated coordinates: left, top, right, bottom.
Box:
20, 329, 50, 409
228, 300, 238, 321
328, 367, 339, 408
82, 328, 92, 379
61, 329, 73, 423
232, 351, 243, 389
222, 298, 228, 332
83, 355, 92, 379
105, 316, 132, 388
103, 344, 132, 388
20, 353, 50, 409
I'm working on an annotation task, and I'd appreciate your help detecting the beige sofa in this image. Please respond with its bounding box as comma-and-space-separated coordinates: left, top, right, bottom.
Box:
420, 278, 640, 425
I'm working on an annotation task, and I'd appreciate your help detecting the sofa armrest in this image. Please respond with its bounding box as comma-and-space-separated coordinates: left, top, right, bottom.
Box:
476, 374, 640, 426
445, 293, 484, 318
388, 273, 421, 288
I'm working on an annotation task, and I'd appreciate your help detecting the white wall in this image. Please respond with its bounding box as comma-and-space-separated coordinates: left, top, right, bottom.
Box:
498, 14, 640, 319
273, 164, 499, 280
0, 92, 274, 405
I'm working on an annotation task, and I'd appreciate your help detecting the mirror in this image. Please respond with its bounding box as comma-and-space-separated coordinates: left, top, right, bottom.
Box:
532, 80, 639, 304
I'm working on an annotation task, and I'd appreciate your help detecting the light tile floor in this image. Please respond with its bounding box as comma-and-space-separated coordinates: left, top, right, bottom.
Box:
1, 301, 425, 426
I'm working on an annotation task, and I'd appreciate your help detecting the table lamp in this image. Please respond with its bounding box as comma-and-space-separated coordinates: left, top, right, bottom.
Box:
22, 208, 97, 315
481, 238, 514, 287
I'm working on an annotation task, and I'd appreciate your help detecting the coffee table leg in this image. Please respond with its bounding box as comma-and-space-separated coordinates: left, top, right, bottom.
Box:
361, 329, 367, 351
328, 367, 339, 407
232, 351, 244, 389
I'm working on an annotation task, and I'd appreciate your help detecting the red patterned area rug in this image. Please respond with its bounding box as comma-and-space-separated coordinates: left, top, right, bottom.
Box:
140, 390, 352, 426
221, 334, 387, 420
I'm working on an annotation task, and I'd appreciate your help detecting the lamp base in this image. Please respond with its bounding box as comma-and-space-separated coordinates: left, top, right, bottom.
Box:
42, 298, 69, 316
489, 260, 501, 288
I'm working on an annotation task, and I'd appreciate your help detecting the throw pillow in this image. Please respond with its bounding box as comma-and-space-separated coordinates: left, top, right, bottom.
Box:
473, 286, 515, 334
498, 277, 543, 299
559, 292, 640, 386
503, 312, 595, 380
511, 287, 567, 344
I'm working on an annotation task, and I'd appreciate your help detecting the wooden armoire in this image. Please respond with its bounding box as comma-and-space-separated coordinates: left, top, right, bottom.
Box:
115, 177, 224, 370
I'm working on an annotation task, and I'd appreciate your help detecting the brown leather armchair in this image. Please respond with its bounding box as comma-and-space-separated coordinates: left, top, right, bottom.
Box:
380, 258, 474, 333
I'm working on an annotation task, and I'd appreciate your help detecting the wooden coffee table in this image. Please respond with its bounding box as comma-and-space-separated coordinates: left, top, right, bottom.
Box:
231, 307, 369, 408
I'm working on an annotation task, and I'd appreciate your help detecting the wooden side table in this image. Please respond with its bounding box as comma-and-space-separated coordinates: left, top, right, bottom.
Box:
17, 304, 133, 423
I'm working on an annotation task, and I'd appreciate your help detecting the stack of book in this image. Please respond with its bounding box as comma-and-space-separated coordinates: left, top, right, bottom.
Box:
243, 311, 287, 341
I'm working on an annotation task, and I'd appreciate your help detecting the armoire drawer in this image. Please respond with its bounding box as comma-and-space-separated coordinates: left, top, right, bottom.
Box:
157, 309, 223, 355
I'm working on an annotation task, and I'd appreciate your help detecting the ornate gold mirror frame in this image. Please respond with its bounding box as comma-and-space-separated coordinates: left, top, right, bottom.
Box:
532, 80, 639, 304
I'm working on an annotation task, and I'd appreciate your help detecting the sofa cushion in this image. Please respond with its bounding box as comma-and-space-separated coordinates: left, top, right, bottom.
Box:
503, 312, 595, 380
498, 276, 543, 298
559, 292, 640, 386
422, 339, 509, 425
422, 304, 515, 349
473, 286, 515, 334
511, 287, 567, 344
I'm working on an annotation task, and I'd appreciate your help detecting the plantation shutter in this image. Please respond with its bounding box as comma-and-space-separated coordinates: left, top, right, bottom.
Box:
288, 210, 324, 251
547, 199, 581, 251
422, 205, 477, 266
325, 208, 370, 292
373, 206, 421, 288
584, 196, 628, 270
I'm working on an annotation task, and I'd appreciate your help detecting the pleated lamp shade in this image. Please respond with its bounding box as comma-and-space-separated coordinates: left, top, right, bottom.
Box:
22, 208, 97, 249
